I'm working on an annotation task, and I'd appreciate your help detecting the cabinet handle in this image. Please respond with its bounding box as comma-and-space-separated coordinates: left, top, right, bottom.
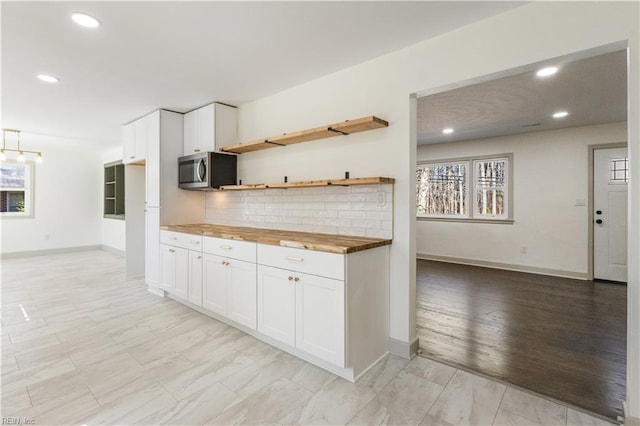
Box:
220, 245, 232, 250
169, 249, 175, 253
288, 276, 294, 281
170, 237, 178, 241
285, 256, 304, 262
221, 260, 226, 265
194, 148, 200, 152
294, 277, 299, 282
129, 155, 135, 159
197, 256, 202, 259
191, 241, 200, 245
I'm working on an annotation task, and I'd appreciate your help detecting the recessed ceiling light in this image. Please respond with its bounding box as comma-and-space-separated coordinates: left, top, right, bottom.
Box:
442, 128, 454, 134
71, 12, 101, 28
37, 74, 60, 83
536, 66, 558, 77
553, 111, 569, 119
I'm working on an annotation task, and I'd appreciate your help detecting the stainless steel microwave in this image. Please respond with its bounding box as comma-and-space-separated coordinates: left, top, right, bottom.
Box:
178, 152, 237, 190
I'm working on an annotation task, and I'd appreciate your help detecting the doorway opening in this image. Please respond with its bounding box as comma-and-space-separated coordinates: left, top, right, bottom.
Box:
414, 45, 628, 420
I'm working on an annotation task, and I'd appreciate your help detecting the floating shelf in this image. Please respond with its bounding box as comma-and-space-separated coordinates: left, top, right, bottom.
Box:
220, 176, 394, 191
220, 116, 388, 154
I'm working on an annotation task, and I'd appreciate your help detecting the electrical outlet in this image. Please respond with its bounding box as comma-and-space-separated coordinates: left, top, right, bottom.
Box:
520, 246, 527, 254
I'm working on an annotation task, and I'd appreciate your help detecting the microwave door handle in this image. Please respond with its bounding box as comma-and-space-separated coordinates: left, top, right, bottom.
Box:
197, 159, 206, 182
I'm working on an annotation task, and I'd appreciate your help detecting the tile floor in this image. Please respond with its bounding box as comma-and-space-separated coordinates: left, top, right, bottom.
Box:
1, 250, 618, 425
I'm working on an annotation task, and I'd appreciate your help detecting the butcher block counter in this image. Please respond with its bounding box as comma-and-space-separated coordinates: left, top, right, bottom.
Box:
159, 223, 391, 254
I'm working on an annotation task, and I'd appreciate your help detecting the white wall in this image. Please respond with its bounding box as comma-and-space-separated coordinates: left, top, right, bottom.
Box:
1, 148, 103, 254
101, 147, 126, 252
416, 122, 627, 277
233, 2, 639, 415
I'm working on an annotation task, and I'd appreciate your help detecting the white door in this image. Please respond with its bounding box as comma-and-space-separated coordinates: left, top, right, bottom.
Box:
594, 147, 628, 282
173, 247, 189, 299
227, 259, 257, 330
257, 265, 296, 347
203, 253, 228, 316
295, 272, 345, 367
188, 251, 203, 306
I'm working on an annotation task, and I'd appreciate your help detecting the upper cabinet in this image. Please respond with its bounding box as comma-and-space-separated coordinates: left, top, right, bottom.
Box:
122, 117, 148, 165
183, 102, 237, 156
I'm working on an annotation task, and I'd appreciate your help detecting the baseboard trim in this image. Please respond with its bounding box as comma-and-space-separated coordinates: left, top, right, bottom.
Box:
1, 245, 103, 259
101, 245, 125, 256
417, 253, 589, 280
147, 286, 165, 297
389, 337, 419, 359
623, 402, 640, 425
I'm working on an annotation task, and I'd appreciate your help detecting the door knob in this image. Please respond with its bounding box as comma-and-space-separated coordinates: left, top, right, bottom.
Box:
596, 219, 603, 224
596, 210, 602, 215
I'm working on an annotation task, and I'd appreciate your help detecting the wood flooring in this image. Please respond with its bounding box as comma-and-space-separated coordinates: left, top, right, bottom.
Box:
416, 259, 627, 421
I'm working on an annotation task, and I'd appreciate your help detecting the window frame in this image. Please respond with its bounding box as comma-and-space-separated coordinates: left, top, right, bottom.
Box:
0, 161, 35, 219
417, 153, 514, 224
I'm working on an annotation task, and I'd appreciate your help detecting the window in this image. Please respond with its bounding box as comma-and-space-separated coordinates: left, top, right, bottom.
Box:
610, 157, 629, 184
417, 154, 512, 221
0, 162, 34, 217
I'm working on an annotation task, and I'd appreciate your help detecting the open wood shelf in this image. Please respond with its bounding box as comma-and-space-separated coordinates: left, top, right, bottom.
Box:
220, 116, 388, 154
220, 176, 394, 191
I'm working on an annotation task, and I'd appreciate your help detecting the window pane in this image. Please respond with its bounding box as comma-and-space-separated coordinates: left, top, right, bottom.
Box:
609, 157, 628, 183
1, 190, 25, 212
475, 159, 507, 217
0, 164, 26, 189
416, 163, 467, 216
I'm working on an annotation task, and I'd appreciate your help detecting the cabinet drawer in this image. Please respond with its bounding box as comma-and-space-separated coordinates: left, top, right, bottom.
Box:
160, 231, 202, 251
203, 236, 256, 262
257, 244, 344, 280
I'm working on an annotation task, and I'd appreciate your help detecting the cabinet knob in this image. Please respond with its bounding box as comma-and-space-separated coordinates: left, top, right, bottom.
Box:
288, 276, 293, 281
129, 155, 135, 159
169, 249, 175, 253
191, 241, 200, 245
197, 256, 202, 259
294, 277, 299, 282
194, 148, 200, 152
221, 260, 226, 265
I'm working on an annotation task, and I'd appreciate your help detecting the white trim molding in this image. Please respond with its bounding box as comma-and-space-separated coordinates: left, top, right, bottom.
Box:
147, 286, 165, 297
389, 337, 419, 359
1, 245, 103, 259
101, 245, 125, 256
417, 253, 590, 280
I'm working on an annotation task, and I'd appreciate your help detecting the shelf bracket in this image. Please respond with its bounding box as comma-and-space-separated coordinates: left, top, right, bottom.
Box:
328, 127, 349, 136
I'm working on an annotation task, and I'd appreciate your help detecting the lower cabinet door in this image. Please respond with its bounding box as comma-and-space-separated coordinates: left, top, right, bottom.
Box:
296, 272, 345, 367
203, 254, 227, 316
160, 244, 176, 292
173, 247, 189, 300
257, 265, 295, 347
188, 250, 203, 306
227, 259, 257, 330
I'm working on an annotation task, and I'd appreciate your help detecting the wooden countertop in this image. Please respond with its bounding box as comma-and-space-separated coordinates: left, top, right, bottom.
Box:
160, 224, 392, 254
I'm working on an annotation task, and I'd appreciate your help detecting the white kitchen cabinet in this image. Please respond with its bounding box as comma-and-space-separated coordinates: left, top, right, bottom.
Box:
122, 116, 147, 164
257, 262, 344, 367
203, 253, 228, 316
257, 265, 296, 347
183, 103, 237, 155
145, 207, 160, 288
122, 123, 135, 163
145, 113, 161, 207
160, 243, 188, 298
203, 253, 257, 330
296, 272, 345, 367
188, 250, 203, 306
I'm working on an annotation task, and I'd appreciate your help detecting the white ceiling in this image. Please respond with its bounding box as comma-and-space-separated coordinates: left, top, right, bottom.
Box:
2, 1, 524, 151
417, 50, 628, 145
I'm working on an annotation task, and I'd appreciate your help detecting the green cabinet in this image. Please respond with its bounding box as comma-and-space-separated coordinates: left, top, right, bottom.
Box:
104, 161, 125, 219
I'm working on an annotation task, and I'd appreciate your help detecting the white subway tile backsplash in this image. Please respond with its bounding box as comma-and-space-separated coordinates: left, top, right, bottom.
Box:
205, 184, 393, 239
